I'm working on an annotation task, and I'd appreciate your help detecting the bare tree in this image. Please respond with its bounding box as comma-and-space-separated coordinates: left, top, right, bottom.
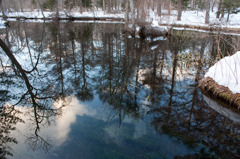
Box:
157, 0, 162, 17
216, 0, 223, 18
125, 0, 129, 28
78, 0, 83, 13
205, 0, 210, 24
177, 0, 182, 21
129, 0, 135, 31
168, 0, 172, 15
107, 0, 111, 13
37, 0, 45, 18
0, 0, 6, 18
56, 0, 59, 19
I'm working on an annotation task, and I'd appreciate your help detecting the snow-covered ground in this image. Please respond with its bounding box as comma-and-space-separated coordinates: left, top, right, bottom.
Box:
152, 10, 240, 28
0, 10, 125, 19
205, 51, 240, 94
0, 9, 240, 30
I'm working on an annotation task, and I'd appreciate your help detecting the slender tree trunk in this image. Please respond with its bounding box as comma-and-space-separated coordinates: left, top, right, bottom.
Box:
220, 7, 225, 19
117, 0, 119, 12
168, 0, 171, 15
205, 0, 210, 24
168, 50, 178, 107
20, 0, 23, 12
227, 10, 230, 22
129, 0, 135, 32
212, 0, 216, 12
177, 0, 182, 21
125, 0, 129, 29
57, 23, 64, 94
107, 0, 111, 13
78, 0, 82, 13
81, 38, 86, 90
0, 0, 6, 18
56, 0, 59, 19
37, 0, 45, 18
125, 0, 129, 22
92, 0, 96, 10
103, 0, 106, 13
158, 0, 162, 17
220, 0, 226, 19
217, 0, 222, 18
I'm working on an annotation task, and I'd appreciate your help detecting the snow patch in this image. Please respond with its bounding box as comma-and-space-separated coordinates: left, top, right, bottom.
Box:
151, 20, 168, 32
205, 51, 240, 94
151, 45, 158, 50
153, 36, 167, 41
0, 18, 6, 29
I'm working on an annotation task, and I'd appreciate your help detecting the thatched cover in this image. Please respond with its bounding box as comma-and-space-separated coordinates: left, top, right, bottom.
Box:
199, 77, 240, 110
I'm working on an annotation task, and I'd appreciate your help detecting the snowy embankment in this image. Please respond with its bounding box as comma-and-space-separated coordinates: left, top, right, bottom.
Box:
146, 9, 240, 34
0, 9, 240, 32
0, 10, 125, 21
204, 51, 240, 94
199, 51, 240, 110
153, 10, 240, 29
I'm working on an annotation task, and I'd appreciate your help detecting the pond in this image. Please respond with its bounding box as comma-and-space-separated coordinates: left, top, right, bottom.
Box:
0, 22, 240, 159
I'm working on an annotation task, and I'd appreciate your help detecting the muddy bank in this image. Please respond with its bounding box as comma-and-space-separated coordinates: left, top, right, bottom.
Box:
199, 77, 240, 110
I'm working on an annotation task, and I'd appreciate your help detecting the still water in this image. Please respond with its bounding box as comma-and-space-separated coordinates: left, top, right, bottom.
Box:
0, 22, 240, 159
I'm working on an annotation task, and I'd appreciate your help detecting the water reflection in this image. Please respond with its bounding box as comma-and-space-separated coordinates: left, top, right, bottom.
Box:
203, 95, 240, 124
0, 22, 239, 159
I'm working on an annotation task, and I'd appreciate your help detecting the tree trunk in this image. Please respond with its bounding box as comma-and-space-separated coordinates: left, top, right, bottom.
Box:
0, 0, 6, 18
220, 7, 225, 19
227, 10, 230, 22
37, 0, 45, 18
205, 0, 210, 24
177, 0, 182, 21
107, 0, 110, 12
92, 0, 96, 10
217, 0, 222, 18
57, 23, 64, 94
125, 0, 129, 23
78, 0, 82, 13
220, 0, 227, 19
103, 0, 106, 13
129, 0, 135, 32
20, 0, 23, 12
56, 0, 59, 19
212, 0, 216, 12
158, 0, 162, 17
168, 0, 171, 15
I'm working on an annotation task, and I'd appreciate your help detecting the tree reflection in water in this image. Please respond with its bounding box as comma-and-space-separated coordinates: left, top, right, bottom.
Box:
146, 35, 240, 158
0, 105, 23, 158
0, 23, 65, 158
0, 22, 239, 159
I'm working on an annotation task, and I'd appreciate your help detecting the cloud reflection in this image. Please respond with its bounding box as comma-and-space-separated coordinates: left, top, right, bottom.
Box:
10, 96, 95, 158
50, 96, 96, 145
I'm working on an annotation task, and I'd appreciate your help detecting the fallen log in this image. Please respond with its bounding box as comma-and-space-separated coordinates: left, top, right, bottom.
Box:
198, 77, 240, 110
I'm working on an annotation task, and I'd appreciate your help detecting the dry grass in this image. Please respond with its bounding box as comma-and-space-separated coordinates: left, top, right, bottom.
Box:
198, 77, 240, 110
